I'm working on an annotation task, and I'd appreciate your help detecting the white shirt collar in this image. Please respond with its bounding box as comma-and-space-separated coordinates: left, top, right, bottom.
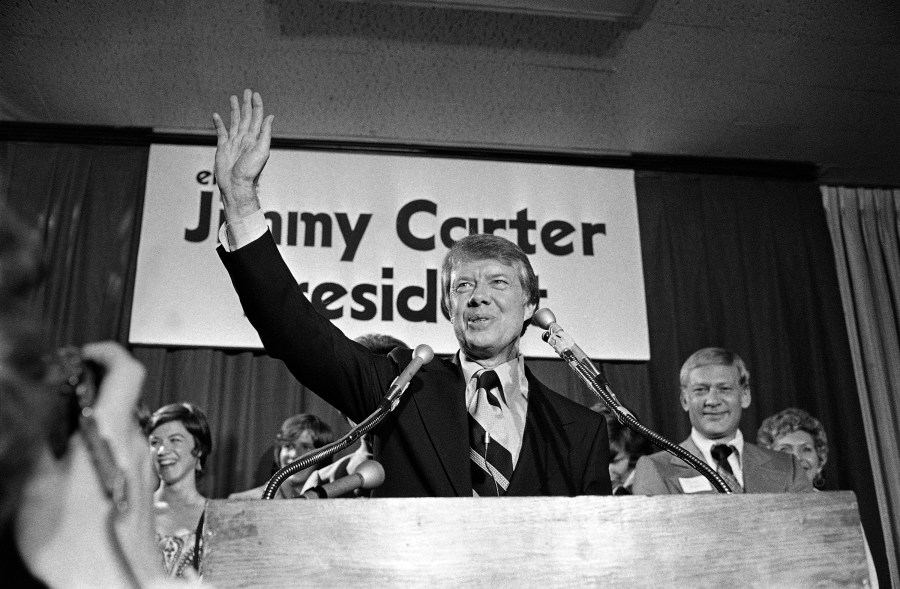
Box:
458, 352, 527, 407
690, 427, 745, 480
457, 351, 530, 470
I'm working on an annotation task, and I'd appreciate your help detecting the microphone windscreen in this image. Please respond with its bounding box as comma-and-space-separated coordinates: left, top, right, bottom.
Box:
413, 344, 434, 364
532, 308, 557, 329
355, 460, 386, 490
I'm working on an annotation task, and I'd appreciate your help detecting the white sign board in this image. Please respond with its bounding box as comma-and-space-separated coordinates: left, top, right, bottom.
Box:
130, 145, 649, 360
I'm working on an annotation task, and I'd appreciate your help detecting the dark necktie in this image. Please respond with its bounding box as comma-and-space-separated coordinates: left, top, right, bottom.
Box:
711, 444, 743, 493
469, 370, 514, 496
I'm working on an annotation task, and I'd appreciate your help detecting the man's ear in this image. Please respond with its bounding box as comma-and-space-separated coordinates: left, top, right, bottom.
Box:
680, 389, 690, 412
740, 387, 752, 409
523, 301, 536, 322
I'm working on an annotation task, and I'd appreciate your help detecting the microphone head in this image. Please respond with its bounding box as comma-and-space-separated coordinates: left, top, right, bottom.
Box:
532, 308, 557, 330
413, 344, 435, 364
355, 460, 386, 490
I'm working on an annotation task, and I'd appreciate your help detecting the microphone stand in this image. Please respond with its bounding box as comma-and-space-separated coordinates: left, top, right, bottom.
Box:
537, 312, 732, 495
261, 395, 392, 500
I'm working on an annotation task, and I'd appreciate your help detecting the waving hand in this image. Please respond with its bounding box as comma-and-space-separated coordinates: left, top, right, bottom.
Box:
212, 89, 274, 221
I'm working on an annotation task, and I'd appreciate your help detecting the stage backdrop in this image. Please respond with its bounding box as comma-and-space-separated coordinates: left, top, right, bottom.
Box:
129, 145, 648, 360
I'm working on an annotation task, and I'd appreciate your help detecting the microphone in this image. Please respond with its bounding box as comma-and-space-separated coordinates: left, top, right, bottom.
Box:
384, 344, 435, 407
300, 460, 385, 499
532, 308, 599, 376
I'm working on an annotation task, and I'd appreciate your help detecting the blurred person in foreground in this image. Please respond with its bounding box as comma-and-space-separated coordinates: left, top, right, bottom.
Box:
1, 201, 188, 587
146, 403, 212, 578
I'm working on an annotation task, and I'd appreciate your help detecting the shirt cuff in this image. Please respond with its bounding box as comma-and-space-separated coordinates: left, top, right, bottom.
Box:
218, 209, 268, 252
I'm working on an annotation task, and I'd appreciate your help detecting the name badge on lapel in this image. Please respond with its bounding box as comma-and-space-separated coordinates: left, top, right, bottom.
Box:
679, 476, 713, 493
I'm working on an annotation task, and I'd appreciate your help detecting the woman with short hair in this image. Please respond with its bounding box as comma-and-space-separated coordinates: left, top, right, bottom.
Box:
757, 407, 828, 488
146, 402, 212, 578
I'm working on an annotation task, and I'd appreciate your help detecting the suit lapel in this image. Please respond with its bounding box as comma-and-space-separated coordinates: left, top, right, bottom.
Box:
668, 437, 702, 469
410, 356, 471, 496
506, 411, 541, 495
740, 442, 774, 492
506, 369, 572, 495
665, 437, 710, 484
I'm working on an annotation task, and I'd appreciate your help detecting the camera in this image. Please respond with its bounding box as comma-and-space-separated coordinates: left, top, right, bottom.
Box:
45, 347, 104, 458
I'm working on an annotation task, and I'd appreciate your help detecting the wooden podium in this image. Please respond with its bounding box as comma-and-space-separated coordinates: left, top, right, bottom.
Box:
202, 492, 870, 587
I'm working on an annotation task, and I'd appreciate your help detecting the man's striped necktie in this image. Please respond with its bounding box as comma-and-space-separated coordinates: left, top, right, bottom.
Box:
469, 369, 514, 496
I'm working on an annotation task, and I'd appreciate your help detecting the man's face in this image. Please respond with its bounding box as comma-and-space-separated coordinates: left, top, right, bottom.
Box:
680, 363, 750, 441
448, 258, 535, 365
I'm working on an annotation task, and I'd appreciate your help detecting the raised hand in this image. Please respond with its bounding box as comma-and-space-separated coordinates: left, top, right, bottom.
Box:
78, 341, 162, 585
212, 89, 274, 221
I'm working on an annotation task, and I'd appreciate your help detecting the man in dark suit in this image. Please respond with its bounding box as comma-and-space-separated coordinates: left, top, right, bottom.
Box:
212, 89, 610, 498
632, 347, 812, 494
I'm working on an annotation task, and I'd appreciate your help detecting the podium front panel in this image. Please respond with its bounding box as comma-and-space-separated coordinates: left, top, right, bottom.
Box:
203, 492, 869, 587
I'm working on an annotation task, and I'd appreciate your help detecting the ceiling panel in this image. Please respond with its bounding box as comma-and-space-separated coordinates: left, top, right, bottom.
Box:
1, 0, 898, 185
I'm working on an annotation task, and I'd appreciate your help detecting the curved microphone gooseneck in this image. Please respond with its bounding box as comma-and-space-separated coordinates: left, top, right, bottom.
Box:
532, 309, 732, 495
262, 344, 435, 500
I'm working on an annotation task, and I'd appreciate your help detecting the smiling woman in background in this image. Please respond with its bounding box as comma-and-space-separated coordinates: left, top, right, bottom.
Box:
145, 402, 211, 578
756, 407, 828, 488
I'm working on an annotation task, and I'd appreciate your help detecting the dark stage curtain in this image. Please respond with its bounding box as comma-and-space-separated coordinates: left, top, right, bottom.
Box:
1, 142, 885, 582
2, 142, 146, 347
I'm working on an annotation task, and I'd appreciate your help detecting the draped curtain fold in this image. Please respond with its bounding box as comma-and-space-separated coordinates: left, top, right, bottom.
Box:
822, 186, 900, 587
1, 141, 889, 584
3, 142, 147, 346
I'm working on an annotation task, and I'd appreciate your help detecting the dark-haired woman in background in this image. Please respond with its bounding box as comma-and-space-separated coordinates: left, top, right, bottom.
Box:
145, 402, 212, 578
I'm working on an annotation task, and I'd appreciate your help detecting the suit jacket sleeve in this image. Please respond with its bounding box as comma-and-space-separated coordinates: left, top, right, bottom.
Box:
217, 231, 401, 423
632, 454, 672, 495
